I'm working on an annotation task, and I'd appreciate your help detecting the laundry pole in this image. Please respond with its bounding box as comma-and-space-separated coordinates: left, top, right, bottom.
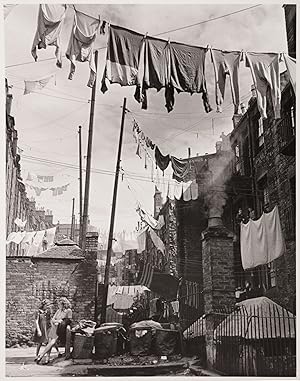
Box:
78, 125, 83, 247
100, 97, 127, 324
81, 49, 98, 251
70, 197, 75, 240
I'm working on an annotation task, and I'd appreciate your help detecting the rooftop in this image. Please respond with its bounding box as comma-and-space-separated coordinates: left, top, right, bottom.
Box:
34, 239, 84, 260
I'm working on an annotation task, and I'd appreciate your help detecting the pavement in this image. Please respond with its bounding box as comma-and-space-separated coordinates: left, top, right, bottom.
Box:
5, 346, 220, 377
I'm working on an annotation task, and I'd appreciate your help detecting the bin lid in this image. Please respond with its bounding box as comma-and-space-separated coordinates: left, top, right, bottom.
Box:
100, 322, 123, 327
94, 326, 119, 333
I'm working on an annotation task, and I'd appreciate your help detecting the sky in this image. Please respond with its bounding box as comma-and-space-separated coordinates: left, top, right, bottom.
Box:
4, 2, 288, 236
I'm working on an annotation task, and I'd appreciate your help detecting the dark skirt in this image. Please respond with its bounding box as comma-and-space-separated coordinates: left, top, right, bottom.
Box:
56, 319, 71, 347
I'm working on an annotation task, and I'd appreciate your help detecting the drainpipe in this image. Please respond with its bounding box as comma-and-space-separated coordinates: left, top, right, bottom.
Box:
246, 113, 258, 212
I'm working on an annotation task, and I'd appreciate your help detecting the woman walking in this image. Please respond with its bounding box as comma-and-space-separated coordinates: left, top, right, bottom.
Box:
33, 299, 52, 360
36, 297, 72, 364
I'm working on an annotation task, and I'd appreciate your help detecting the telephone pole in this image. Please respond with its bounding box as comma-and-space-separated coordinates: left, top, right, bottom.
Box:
100, 97, 127, 324
70, 197, 75, 240
78, 125, 83, 247
81, 49, 98, 251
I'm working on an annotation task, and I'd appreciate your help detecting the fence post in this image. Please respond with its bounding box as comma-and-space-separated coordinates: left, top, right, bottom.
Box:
204, 312, 217, 370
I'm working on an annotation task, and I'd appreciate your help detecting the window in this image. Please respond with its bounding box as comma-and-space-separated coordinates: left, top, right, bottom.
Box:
242, 138, 251, 176
234, 143, 240, 173
254, 115, 264, 153
258, 117, 264, 147
257, 175, 269, 214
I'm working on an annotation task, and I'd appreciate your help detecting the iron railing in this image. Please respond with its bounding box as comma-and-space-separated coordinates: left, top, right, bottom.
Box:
183, 302, 296, 376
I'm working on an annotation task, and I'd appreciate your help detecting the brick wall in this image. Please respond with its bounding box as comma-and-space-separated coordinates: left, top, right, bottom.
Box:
6, 250, 98, 347
230, 83, 296, 312
201, 226, 236, 312
6, 258, 37, 347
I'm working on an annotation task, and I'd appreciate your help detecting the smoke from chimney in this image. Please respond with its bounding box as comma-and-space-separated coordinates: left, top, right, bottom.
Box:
203, 151, 234, 226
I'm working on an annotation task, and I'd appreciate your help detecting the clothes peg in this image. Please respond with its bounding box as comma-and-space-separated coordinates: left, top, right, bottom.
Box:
240, 50, 245, 62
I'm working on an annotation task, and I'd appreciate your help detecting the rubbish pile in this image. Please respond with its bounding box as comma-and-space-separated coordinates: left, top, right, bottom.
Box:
69, 319, 181, 361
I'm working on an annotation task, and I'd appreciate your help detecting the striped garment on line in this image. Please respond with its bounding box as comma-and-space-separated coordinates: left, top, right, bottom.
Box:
138, 262, 154, 288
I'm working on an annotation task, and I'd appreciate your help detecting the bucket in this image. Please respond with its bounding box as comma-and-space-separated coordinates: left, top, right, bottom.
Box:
154, 329, 179, 355
72, 334, 94, 359
94, 326, 119, 358
129, 327, 153, 356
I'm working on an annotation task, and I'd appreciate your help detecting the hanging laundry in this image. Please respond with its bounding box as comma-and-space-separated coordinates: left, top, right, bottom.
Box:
284, 54, 296, 94
21, 231, 36, 245
182, 181, 193, 201
14, 218, 27, 229
190, 179, 199, 200
65, 11, 100, 87
240, 205, 285, 270
170, 42, 212, 113
138, 262, 154, 288
101, 24, 143, 93
182, 179, 199, 201
27, 230, 46, 256
26, 172, 36, 181
149, 228, 165, 254
62, 183, 70, 192
31, 185, 48, 197
24, 74, 56, 95
20, 231, 37, 255
31, 4, 67, 68
174, 181, 183, 200
136, 141, 142, 158
264, 205, 286, 263
156, 215, 165, 229
100, 20, 106, 35
155, 146, 170, 172
135, 36, 172, 111
37, 175, 54, 182
245, 52, 281, 120
210, 49, 242, 113
45, 226, 57, 246
137, 229, 147, 252
6, 232, 18, 245
6, 231, 26, 245
171, 156, 191, 182
145, 137, 155, 150
50, 183, 69, 196
149, 297, 160, 318
136, 206, 159, 229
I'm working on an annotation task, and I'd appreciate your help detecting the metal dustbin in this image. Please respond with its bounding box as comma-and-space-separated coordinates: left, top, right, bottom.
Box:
129, 327, 153, 356
94, 325, 119, 358
154, 329, 180, 356
72, 333, 94, 359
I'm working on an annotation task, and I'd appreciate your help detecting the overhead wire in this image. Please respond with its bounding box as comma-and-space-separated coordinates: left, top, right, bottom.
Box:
20, 152, 292, 197
5, 4, 263, 68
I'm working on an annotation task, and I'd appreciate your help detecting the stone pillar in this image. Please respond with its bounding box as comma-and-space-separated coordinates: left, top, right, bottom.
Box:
201, 223, 236, 369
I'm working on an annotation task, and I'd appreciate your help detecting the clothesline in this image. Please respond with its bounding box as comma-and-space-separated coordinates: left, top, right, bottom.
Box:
5, 4, 265, 68
8, 5, 296, 121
